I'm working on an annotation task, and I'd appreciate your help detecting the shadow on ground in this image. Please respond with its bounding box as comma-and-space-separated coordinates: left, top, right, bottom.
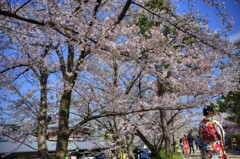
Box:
226, 148, 240, 155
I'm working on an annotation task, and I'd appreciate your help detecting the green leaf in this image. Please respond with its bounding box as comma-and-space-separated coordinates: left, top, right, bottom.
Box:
138, 15, 155, 35
215, 91, 240, 124
144, 0, 167, 11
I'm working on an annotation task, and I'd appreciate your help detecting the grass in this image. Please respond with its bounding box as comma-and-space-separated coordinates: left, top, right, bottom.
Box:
159, 149, 183, 159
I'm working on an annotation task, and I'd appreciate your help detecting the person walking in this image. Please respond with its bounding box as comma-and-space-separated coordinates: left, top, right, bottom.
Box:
195, 135, 201, 150
187, 133, 195, 154
180, 135, 189, 154
199, 105, 228, 159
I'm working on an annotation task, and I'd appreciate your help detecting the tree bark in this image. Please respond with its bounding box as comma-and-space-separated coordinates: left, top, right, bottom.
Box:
171, 111, 176, 152
54, 40, 89, 159
55, 90, 72, 159
112, 116, 122, 159
136, 129, 162, 159
151, 151, 162, 159
38, 75, 49, 159
127, 144, 135, 159
157, 76, 171, 158
160, 110, 171, 158
126, 133, 135, 159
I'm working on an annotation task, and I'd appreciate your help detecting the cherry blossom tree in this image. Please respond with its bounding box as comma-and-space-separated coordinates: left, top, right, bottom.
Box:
0, 1, 137, 158
0, 1, 239, 159
0, 31, 56, 158
68, 55, 144, 158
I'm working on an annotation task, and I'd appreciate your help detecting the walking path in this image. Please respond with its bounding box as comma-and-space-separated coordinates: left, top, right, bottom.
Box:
181, 149, 240, 159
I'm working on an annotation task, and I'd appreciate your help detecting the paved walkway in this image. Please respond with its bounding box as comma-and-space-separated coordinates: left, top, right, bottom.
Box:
181, 149, 240, 159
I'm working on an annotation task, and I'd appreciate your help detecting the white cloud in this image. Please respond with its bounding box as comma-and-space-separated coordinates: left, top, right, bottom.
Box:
228, 30, 240, 43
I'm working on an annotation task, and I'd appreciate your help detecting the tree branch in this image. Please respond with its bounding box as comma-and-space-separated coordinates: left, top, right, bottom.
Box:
131, 1, 231, 55
115, 0, 132, 25
136, 128, 154, 151
1, 64, 30, 74
125, 70, 142, 94
69, 103, 196, 134
1, 133, 38, 151
55, 49, 67, 78
0, 10, 44, 26
167, 110, 180, 126
15, 0, 33, 14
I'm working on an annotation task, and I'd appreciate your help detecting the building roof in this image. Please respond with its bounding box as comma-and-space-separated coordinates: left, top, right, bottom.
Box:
0, 135, 108, 155
0, 136, 56, 154
69, 140, 108, 151
1, 120, 22, 126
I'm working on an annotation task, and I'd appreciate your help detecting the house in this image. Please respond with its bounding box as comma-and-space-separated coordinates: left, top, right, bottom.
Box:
0, 120, 22, 132
0, 135, 109, 159
47, 123, 97, 141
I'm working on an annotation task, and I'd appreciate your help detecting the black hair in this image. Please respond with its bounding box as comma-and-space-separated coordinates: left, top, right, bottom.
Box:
203, 105, 214, 116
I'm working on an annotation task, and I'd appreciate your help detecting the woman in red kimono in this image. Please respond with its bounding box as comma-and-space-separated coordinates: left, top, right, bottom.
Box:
181, 135, 189, 154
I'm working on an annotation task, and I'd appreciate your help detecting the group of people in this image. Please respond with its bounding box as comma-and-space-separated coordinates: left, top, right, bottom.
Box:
180, 105, 228, 159
179, 134, 199, 154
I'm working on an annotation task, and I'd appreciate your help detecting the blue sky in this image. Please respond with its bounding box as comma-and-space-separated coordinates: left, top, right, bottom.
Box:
173, 0, 240, 124
174, 0, 240, 43
1, 1, 239, 121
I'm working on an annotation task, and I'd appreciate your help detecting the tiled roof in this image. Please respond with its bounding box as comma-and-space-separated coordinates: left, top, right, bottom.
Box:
1, 120, 22, 126
0, 136, 37, 154
0, 136, 56, 154
0, 136, 108, 154
69, 140, 108, 151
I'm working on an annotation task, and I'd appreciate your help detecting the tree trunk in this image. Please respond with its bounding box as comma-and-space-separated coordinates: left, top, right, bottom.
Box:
38, 77, 49, 159
127, 145, 135, 159
157, 76, 171, 158
54, 41, 87, 159
160, 110, 171, 158
171, 111, 176, 153
151, 150, 161, 159
126, 134, 135, 159
172, 133, 175, 152
136, 129, 162, 159
112, 116, 122, 159
55, 90, 72, 159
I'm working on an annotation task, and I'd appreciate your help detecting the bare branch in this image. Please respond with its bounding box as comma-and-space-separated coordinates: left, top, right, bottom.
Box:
55, 49, 66, 78
210, 0, 231, 27
12, 68, 30, 82
115, 0, 132, 25
15, 0, 33, 14
125, 70, 142, 94
0, 64, 29, 74
69, 104, 196, 134
0, 10, 44, 26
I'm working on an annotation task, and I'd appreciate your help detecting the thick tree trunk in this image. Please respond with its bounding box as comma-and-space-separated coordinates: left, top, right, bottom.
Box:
55, 90, 72, 159
160, 110, 171, 158
157, 76, 171, 158
126, 134, 135, 159
136, 129, 162, 159
54, 41, 87, 159
171, 111, 176, 152
38, 77, 49, 159
112, 116, 122, 159
172, 133, 175, 152
151, 150, 161, 159
127, 145, 135, 159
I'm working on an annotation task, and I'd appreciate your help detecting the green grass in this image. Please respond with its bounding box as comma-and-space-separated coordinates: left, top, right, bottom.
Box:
159, 149, 183, 159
